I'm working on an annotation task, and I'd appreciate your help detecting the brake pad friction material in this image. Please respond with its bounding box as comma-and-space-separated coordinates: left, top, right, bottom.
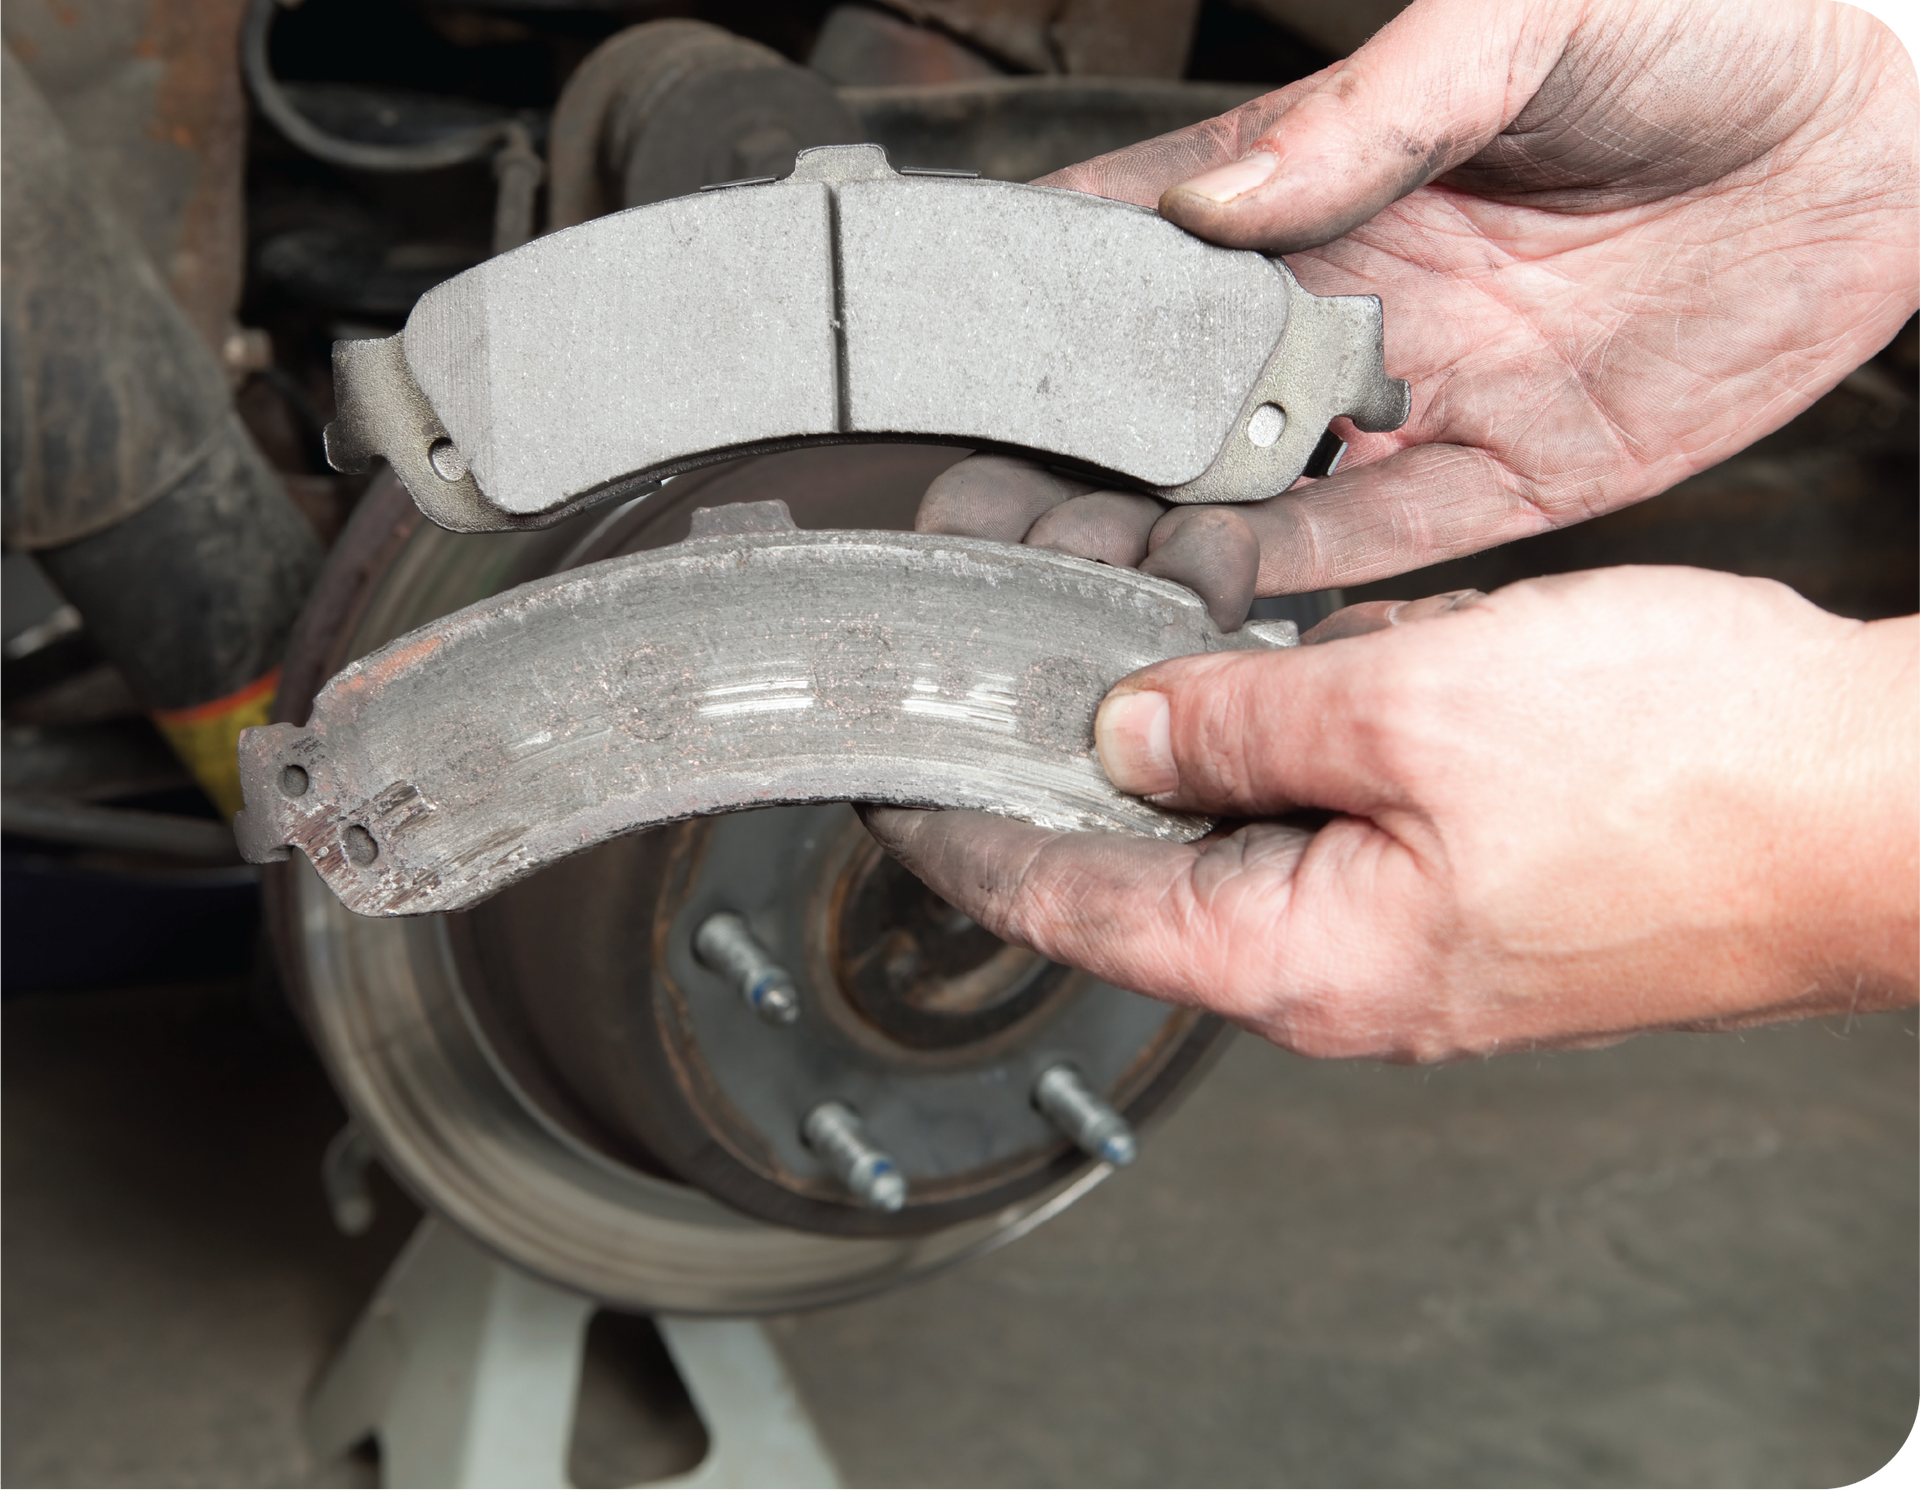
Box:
234, 501, 1299, 917
324, 144, 1409, 533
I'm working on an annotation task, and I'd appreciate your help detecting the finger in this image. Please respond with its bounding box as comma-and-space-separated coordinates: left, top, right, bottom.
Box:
1139, 506, 1260, 631
1035, 92, 1280, 205
858, 805, 1413, 1056
1089, 608, 1486, 817
1300, 589, 1486, 644
1024, 490, 1166, 567
1153, 0, 1567, 253
1241, 441, 1553, 595
1090, 647, 1387, 816
916, 454, 1098, 542
857, 804, 1305, 994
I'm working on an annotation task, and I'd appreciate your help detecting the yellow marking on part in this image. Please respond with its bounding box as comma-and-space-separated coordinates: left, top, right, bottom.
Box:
152, 667, 281, 819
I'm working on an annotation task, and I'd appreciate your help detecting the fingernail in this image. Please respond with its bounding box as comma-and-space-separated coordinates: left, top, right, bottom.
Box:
1388, 589, 1490, 625
1095, 690, 1177, 796
1170, 150, 1278, 204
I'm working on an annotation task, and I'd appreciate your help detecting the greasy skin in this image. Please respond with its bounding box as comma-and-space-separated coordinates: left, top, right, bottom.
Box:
916, 0, 1919, 605
866, 570, 1920, 1062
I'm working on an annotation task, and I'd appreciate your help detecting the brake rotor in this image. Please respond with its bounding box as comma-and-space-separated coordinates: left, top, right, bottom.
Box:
267, 444, 1227, 1308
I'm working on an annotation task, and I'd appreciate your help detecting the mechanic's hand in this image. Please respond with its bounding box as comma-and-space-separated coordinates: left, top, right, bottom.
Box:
919, 0, 1919, 619
863, 568, 1919, 1061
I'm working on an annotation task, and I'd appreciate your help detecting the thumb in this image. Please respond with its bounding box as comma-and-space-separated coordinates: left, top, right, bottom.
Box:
1157, 0, 1567, 253
1090, 647, 1381, 818
1093, 589, 1488, 815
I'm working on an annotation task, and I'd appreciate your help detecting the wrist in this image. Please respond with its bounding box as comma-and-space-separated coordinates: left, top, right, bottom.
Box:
1781, 614, 1919, 1010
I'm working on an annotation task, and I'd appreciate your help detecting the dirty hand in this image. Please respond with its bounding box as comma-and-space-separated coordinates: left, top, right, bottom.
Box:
863, 569, 1919, 1061
918, 0, 1919, 625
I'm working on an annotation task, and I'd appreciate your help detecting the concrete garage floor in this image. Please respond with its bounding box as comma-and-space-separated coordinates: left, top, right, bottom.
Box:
3, 979, 1913, 1487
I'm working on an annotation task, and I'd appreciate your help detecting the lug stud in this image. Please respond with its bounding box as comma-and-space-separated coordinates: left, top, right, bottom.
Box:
694, 912, 800, 1025
802, 1101, 907, 1211
1033, 1063, 1137, 1167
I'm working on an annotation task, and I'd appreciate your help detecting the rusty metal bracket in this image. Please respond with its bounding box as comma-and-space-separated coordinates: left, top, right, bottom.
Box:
324, 143, 1409, 533
234, 500, 1297, 916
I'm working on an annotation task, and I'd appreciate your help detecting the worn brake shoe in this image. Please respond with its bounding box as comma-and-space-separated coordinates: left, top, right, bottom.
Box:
324, 143, 1410, 534
234, 500, 1298, 916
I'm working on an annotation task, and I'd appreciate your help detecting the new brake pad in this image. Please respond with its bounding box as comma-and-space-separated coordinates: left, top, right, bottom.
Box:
325, 144, 1409, 533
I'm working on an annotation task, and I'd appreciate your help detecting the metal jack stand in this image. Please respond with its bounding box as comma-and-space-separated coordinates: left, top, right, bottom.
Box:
305, 1218, 842, 1488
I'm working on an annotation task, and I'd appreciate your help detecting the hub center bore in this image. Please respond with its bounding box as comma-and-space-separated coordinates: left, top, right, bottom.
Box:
828, 837, 1068, 1050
